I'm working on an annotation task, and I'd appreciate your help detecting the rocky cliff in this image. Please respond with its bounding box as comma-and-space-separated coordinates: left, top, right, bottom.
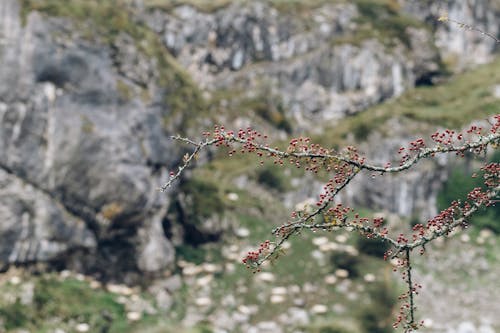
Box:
143, 0, 498, 129
0, 0, 498, 280
0, 0, 206, 281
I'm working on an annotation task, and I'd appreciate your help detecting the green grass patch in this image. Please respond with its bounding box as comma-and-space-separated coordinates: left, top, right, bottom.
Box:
20, 0, 140, 39
144, 0, 232, 12
0, 275, 216, 333
33, 278, 127, 330
351, 0, 425, 47
175, 243, 224, 265
0, 276, 131, 332
267, 0, 332, 13
304, 323, 357, 333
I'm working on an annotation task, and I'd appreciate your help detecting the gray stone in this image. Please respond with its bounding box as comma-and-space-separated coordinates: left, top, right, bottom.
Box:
456, 322, 476, 333
401, 0, 500, 69
0, 169, 96, 263
154, 289, 173, 311
19, 282, 34, 305
0, 0, 183, 279
478, 325, 495, 333
163, 275, 183, 292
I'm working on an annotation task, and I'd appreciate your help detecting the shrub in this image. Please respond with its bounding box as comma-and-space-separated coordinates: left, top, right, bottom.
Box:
177, 178, 224, 224
330, 251, 361, 278
0, 300, 30, 330
356, 236, 390, 258
256, 166, 288, 192
175, 244, 206, 265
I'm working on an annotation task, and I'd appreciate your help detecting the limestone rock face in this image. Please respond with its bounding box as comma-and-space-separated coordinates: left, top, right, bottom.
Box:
0, 168, 96, 265
145, 2, 425, 128
0, 0, 184, 280
143, 0, 498, 130
401, 0, 500, 69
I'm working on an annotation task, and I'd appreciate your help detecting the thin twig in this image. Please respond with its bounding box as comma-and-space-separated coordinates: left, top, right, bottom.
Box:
405, 247, 415, 330
159, 136, 222, 191
439, 15, 500, 43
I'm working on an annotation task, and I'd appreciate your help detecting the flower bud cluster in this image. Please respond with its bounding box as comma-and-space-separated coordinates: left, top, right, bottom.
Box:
242, 240, 271, 270
482, 162, 499, 189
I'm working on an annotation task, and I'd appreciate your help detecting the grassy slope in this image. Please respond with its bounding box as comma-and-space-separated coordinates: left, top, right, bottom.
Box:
0, 274, 151, 333
316, 56, 500, 145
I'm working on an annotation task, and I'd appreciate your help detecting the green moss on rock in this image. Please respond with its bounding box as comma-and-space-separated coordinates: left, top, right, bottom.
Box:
352, 0, 426, 47
20, 0, 207, 133
116, 78, 133, 102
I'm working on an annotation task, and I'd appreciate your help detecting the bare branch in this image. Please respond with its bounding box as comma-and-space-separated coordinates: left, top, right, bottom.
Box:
164, 130, 499, 191
438, 15, 500, 43
159, 136, 222, 191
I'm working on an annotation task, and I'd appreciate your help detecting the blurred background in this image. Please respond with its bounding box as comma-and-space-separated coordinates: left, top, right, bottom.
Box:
0, 0, 499, 332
